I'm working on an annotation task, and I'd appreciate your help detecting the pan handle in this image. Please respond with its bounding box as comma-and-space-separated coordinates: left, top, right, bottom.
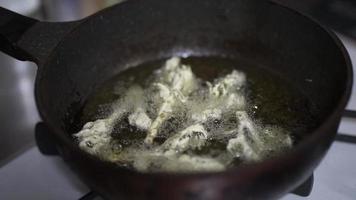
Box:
0, 7, 38, 61
0, 7, 81, 64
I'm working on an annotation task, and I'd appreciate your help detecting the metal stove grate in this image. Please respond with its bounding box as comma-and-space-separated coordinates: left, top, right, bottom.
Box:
335, 110, 356, 144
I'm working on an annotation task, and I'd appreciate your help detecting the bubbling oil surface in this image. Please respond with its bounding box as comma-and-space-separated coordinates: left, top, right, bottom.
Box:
73, 56, 318, 172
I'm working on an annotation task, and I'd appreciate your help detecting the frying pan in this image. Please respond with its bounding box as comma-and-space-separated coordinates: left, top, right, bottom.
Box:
0, 0, 353, 199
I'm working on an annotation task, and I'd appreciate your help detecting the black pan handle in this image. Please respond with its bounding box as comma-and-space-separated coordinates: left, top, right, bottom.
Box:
0, 7, 81, 64
0, 7, 38, 61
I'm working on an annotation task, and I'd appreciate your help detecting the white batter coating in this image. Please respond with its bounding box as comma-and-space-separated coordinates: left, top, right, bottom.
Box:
145, 57, 197, 144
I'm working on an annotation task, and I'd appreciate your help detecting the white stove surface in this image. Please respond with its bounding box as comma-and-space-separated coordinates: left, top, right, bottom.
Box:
0, 35, 355, 200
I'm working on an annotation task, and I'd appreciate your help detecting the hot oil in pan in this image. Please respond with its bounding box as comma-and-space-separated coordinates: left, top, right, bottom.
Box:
72, 56, 318, 172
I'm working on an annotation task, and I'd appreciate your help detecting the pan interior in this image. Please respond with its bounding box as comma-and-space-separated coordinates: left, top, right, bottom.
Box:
69, 55, 319, 172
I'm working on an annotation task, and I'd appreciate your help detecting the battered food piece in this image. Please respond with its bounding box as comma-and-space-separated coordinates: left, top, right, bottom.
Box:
145, 57, 197, 144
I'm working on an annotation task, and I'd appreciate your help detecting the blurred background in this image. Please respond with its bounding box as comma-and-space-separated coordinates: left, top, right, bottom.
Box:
0, 0, 355, 199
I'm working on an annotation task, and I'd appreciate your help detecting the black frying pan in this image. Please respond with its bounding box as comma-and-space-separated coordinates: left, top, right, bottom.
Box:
0, 0, 353, 199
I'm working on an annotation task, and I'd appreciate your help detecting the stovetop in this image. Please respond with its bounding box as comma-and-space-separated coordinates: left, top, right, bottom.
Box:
0, 1, 356, 199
